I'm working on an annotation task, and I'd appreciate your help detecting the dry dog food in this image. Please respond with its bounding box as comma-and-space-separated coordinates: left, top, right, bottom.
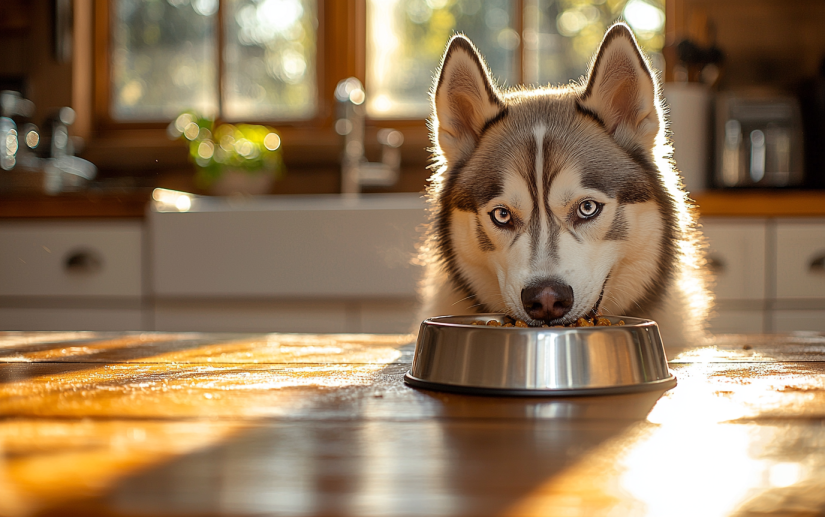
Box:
471, 316, 625, 328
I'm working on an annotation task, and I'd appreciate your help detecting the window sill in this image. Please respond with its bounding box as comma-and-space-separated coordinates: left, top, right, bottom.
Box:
81, 125, 433, 174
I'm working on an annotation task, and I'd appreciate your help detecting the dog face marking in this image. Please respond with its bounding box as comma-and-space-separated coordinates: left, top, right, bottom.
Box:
428, 24, 681, 324
604, 205, 629, 241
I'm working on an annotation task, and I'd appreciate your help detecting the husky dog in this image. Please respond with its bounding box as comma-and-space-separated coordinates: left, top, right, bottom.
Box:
417, 23, 711, 346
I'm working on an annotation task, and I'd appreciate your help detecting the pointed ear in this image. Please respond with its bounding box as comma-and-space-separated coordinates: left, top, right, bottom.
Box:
432, 35, 504, 166
579, 23, 660, 151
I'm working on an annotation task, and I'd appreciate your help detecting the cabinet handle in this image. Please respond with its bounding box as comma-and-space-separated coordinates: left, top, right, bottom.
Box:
64, 249, 103, 274
707, 255, 725, 273
811, 255, 825, 273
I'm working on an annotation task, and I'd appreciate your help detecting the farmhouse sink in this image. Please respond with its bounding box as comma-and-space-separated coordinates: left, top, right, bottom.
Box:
148, 191, 428, 299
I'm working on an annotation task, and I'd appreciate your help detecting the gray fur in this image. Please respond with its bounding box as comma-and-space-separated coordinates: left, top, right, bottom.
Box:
605, 205, 629, 241
475, 217, 496, 252
420, 25, 711, 346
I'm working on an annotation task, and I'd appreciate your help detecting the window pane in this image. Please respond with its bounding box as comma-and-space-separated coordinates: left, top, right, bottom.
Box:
111, 0, 218, 120
366, 0, 519, 119
523, 0, 665, 86
223, 0, 318, 120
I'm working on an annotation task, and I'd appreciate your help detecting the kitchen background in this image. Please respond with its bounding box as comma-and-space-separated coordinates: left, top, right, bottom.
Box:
0, 0, 824, 335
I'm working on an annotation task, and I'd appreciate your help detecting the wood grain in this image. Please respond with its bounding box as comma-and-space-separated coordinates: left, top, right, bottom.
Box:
1, 331, 825, 516
692, 191, 825, 217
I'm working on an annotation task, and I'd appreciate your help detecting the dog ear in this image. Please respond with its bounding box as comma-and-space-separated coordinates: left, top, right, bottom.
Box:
432, 35, 504, 166
579, 23, 659, 151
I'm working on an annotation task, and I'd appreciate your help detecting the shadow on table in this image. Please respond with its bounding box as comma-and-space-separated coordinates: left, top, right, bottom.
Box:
28, 355, 671, 517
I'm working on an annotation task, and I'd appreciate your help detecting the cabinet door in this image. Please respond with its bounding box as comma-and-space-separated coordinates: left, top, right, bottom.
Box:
701, 219, 767, 301
707, 309, 765, 334
772, 310, 825, 333
775, 220, 825, 299
0, 307, 146, 331
153, 300, 352, 333
150, 195, 426, 298
0, 221, 143, 297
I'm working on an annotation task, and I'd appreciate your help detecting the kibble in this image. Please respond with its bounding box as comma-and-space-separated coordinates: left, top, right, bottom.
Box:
470, 316, 626, 328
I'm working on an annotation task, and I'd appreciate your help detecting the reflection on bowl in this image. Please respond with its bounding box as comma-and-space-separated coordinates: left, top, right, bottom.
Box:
405, 314, 676, 397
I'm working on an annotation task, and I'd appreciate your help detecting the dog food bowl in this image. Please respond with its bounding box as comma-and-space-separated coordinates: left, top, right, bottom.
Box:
404, 314, 676, 396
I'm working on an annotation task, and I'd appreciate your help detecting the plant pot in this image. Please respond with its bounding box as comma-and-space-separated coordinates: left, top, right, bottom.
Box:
208, 169, 275, 196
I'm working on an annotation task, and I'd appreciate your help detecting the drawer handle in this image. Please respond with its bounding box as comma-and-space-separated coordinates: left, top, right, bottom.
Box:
64, 249, 103, 274
811, 255, 825, 273
707, 255, 725, 273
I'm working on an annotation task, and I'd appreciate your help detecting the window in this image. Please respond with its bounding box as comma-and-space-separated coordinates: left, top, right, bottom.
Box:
366, 0, 521, 118
100, 0, 664, 129
109, 0, 317, 121
223, 0, 317, 120
366, 0, 665, 119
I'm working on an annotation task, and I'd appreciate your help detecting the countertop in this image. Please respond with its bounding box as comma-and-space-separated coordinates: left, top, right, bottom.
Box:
0, 189, 151, 219
2, 330, 825, 516
1, 189, 825, 219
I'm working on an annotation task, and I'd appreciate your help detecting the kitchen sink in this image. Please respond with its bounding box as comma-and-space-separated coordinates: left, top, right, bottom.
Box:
148, 191, 428, 299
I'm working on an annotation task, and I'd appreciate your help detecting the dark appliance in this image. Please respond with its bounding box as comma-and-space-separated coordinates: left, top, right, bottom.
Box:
714, 93, 804, 188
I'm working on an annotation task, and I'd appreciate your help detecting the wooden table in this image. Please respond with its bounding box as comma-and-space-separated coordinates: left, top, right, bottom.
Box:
2, 331, 825, 517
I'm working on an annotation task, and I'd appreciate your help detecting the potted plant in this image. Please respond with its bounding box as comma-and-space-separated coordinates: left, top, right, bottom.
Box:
169, 112, 285, 195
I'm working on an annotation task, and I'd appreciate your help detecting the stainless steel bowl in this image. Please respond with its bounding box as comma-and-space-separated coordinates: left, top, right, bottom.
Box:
405, 314, 676, 396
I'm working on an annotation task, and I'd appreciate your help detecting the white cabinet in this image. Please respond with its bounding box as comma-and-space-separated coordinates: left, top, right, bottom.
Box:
151, 299, 418, 334
775, 221, 825, 300
707, 309, 765, 335
150, 195, 425, 299
702, 219, 767, 301
0, 221, 143, 297
702, 217, 825, 334
772, 310, 825, 333
149, 194, 426, 333
2, 211, 819, 335
0, 221, 146, 331
0, 306, 145, 331
773, 219, 825, 332
702, 219, 767, 333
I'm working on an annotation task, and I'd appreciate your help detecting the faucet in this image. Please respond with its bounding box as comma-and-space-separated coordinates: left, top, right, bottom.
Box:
43, 107, 97, 194
335, 78, 404, 195
0, 90, 96, 194
1, 90, 34, 171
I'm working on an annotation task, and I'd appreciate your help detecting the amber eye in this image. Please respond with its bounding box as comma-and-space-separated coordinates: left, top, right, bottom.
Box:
489, 207, 513, 227
577, 199, 602, 220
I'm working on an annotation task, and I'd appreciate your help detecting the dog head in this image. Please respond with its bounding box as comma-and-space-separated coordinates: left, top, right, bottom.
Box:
430, 23, 678, 325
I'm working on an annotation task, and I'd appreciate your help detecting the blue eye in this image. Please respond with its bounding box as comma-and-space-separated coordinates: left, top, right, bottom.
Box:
577, 199, 601, 219
490, 207, 512, 227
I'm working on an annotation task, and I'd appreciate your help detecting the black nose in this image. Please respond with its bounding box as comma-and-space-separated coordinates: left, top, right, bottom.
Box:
521, 280, 574, 321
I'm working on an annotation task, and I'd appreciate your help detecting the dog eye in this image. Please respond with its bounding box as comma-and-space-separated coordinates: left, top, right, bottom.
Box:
577, 200, 602, 219
489, 207, 513, 227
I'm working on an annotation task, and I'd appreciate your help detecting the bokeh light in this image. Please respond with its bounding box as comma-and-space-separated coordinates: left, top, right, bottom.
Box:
263, 133, 281, 151
623, 0, 665, 33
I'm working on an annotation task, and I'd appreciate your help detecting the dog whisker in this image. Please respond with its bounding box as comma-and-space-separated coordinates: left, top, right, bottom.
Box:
450, 294, 477, 307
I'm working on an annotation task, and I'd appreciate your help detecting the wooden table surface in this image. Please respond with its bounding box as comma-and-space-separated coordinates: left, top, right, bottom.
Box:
2, 331, 825, 517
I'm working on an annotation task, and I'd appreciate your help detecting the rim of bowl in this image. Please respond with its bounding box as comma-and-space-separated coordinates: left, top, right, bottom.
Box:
422, 314, 656, 330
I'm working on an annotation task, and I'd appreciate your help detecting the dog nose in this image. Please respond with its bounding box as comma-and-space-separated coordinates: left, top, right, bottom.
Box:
521, 280, 574, 321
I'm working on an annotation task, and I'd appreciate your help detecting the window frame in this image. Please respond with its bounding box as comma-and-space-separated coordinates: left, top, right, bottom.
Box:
85, 0, 672, 173
89, 0, 409, 170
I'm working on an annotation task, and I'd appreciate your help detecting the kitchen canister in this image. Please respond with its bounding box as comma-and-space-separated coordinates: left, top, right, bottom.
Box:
664, 83, 712, 195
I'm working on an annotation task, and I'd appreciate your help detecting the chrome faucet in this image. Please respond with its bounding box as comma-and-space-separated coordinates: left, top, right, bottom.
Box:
1, 90, 34, 171
335, 77, 403, 195
43, 107, 97, 194
0, 90, 96, 194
